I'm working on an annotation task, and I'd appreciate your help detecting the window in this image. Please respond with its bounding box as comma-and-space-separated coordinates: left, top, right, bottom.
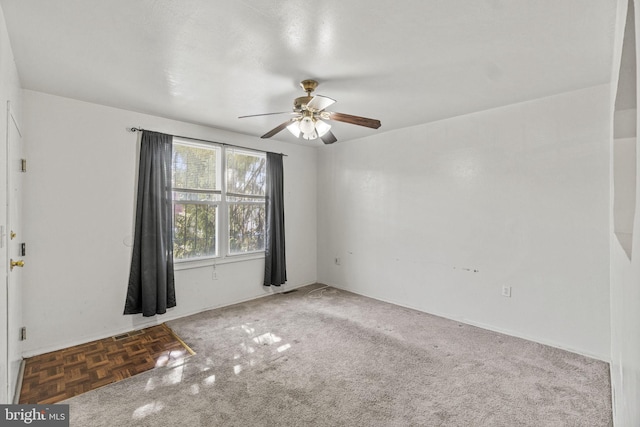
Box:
226, 149, 266, 254
172, 142, 221, 260
171, 139, 266, 261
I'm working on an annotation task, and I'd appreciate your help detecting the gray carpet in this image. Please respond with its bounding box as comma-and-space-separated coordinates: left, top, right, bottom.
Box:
64, 284, 612, 426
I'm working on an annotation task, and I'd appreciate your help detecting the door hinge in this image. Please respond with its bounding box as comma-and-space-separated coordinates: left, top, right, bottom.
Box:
20, 158, 26, 172
20, 326, 26, 341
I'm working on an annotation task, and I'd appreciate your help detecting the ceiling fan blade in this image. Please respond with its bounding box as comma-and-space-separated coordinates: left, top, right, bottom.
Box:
239, 111, 292, 119
261, 120, 293, 139
320, 130, 338, 145
327, 112, 381, 129
306, 95, 336, 112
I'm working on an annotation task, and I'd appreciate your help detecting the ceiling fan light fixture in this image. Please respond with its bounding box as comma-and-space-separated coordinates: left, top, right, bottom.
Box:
299, 116, 315, 134
302, 129, 318, 140
315, 119, 331, 137
286, 121, 301, 137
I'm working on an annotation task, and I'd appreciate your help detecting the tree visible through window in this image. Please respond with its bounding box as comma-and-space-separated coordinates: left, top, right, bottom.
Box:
226, 149, 266, 254
171, 139, 266, 260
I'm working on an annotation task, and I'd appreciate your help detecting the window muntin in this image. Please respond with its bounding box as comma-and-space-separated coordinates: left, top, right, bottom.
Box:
171, 140, 265, 261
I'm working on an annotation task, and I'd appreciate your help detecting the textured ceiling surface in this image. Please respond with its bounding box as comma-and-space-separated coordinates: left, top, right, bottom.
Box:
0, 0, 617, 144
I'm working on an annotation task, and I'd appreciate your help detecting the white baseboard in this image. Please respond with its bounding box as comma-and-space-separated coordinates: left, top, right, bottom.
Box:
13, 359, 25, 404
21, 281, 317, 358
326, 283, 610, 363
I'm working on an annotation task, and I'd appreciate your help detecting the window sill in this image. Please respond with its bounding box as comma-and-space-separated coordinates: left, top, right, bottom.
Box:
174, 253, 265, 271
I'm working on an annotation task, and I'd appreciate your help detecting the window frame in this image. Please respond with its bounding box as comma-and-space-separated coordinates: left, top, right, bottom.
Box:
171, 138, 266, 267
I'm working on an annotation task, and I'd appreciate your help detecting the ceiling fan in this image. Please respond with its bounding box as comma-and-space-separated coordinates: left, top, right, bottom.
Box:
238, 79, 381, 144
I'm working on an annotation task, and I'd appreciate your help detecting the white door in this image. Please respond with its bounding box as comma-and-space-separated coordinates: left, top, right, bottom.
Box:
0, 104, 8, 403
6, 102, 23, 402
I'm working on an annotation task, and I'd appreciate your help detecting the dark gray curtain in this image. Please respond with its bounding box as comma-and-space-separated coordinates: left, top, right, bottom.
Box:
263, 152, 287, 286
124, 130, 176, 316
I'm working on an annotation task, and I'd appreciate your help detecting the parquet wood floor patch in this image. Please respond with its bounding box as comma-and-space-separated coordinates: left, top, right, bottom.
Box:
19, 324, 194, 404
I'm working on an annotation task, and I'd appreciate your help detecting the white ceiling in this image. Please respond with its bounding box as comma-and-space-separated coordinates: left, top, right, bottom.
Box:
0, 0, 617, 144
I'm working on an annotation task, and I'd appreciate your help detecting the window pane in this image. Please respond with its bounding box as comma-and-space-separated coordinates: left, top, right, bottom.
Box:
173, 143, 219, 191
229, 203, 265, 254
173, 203, 217, 259
226, 150, 266, 196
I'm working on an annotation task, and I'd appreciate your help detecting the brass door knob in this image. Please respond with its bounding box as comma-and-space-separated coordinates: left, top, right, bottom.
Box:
10, 259, 24, 271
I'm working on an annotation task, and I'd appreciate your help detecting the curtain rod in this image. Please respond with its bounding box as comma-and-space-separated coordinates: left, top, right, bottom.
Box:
127, 127, 288, 157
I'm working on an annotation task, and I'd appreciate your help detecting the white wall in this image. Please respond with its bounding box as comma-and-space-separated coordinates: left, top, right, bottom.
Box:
610, 0, 640, 424
21, 90, 317, 356
317, 85, 611, 360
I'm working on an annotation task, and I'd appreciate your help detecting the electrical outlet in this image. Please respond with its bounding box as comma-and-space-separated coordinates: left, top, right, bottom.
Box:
501, 286, 511, 298
335, 257, 341, 265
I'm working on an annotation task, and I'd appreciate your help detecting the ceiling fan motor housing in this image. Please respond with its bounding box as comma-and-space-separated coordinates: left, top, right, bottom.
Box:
294, 96, 314, 112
